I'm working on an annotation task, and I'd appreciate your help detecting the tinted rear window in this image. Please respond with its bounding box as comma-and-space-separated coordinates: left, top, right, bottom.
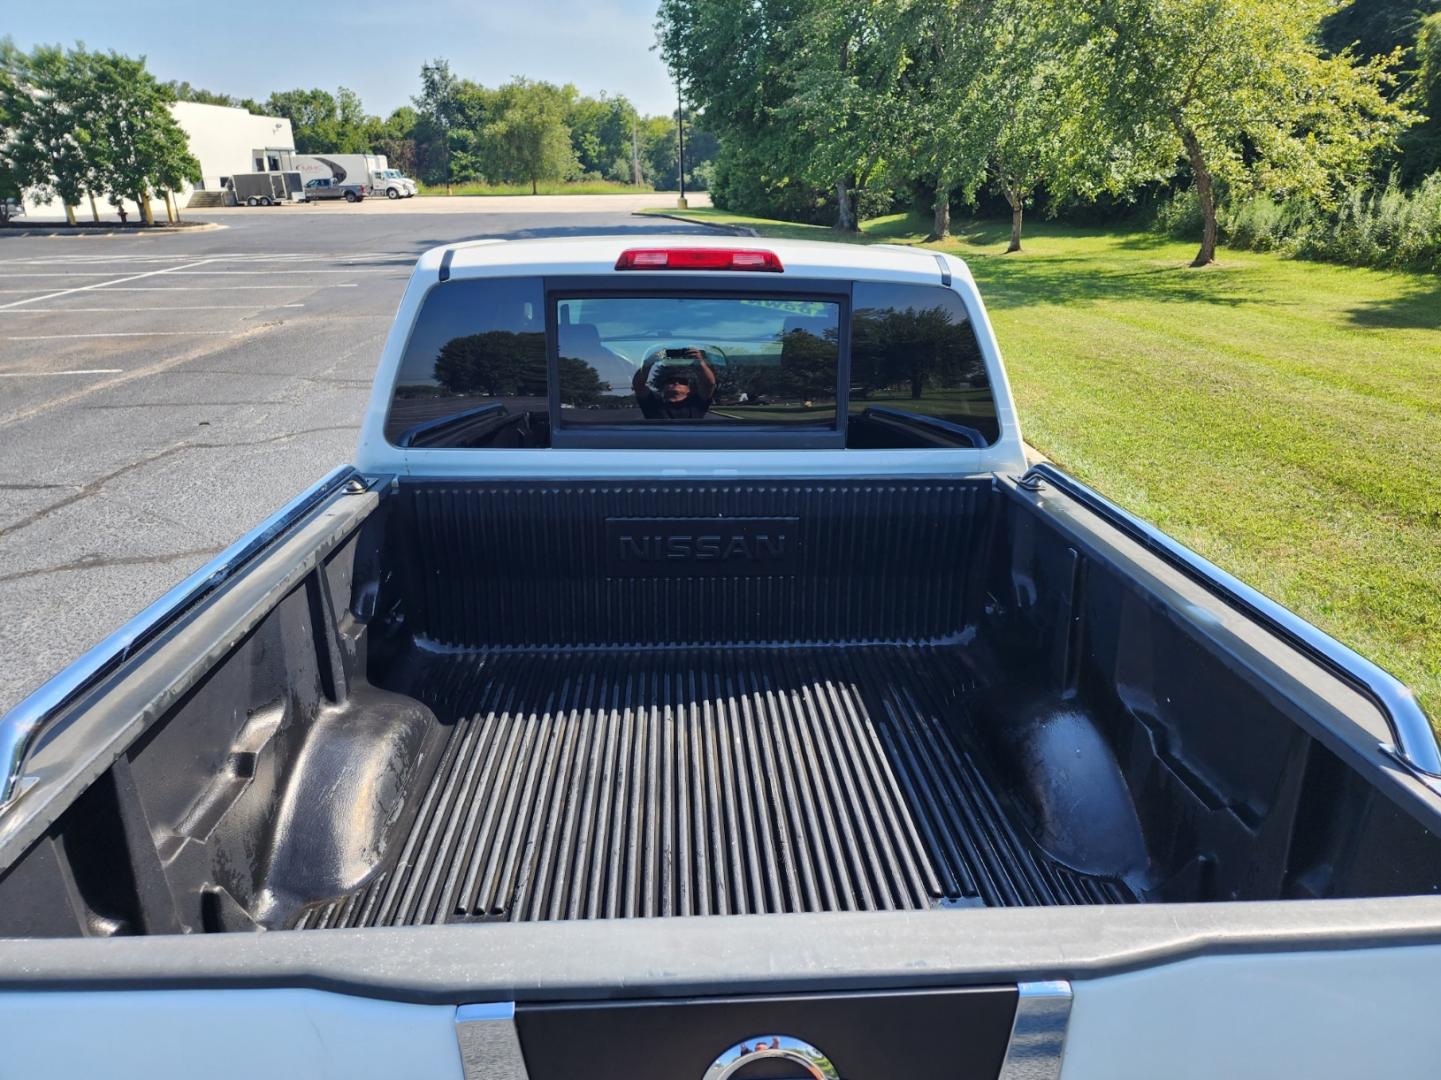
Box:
384, 276, 999, 449
555, 294, 840, 427
847, 282, 998, 448
385, 277, 547, 448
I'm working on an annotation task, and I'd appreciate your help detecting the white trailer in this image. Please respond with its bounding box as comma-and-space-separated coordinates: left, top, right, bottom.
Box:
293, 154, 417, 199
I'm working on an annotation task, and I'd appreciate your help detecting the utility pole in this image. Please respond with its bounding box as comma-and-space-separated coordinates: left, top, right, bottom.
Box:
676, 83, 687, 210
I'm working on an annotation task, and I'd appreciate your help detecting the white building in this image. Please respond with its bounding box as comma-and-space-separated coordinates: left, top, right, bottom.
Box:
170, 101, 296, 193
20, 101, 296, 220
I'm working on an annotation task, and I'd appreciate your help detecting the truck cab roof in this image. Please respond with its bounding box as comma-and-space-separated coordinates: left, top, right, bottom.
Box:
418, 233, 974, 288
358, 234, 1020, 477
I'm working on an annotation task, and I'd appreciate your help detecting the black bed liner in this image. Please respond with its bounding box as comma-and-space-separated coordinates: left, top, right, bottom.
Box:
295, 644, 1131, 929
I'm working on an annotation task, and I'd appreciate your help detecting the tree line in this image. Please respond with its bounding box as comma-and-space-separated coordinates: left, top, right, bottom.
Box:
659, 0, 1439, 266
0, 42, 200, 224
0, 42, 718, 224
171, 61, 718, 194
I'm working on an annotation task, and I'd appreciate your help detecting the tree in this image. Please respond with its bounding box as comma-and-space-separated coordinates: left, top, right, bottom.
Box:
556, 356, 605, 406
264, 88, 338, 152
658, 0, 828, 212
0, 162, 17, 221
567, 92, 640, 178
88, 50, 200, 225
851, 304, 981, 399
661, 0, 880, 226
1320, 0, 1441, 66
0, 40, 21, 221
445, 79, 500, 184
334, 87, 375, 153
433, 330, 547, 395
0, 44, 99, 225
979, 0, 1099, 253
264, 87, 376, 154
1070, 0, 1413, 266
988, 72, 1062, 252
375, 106, 420, 176
773, 326, 839, 400
167, 82, 233, 107
414, 59, 460, 190
779, 1, 897, 230
886, 0, 1018, 240
483, 79, 577, 193
1422, 12, 1441, 108
1401, 11, 1441, 179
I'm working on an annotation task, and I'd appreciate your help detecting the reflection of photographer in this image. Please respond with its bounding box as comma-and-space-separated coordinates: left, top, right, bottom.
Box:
632, 347, 717, 419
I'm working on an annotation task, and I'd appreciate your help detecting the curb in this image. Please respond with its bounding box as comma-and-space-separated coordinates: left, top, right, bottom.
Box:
632, 210, 757, 236
1, 221, 225, 238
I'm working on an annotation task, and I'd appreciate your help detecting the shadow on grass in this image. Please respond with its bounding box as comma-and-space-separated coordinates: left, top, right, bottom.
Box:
970, 256, 1260, 310
599, 212, 1273, 312
895, 220, 1254, 310
944, 219, 1171, 251
1346, 278, 1441, 331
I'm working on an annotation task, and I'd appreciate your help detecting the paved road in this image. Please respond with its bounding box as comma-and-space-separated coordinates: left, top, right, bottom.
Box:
0, 197, 714, 716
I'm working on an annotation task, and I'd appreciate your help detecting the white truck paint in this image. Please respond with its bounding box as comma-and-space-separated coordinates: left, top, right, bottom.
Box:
0, 989, 464, 1080
1061, 945, 1441, 1080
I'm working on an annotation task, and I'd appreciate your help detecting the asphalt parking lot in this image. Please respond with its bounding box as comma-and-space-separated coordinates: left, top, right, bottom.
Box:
0, 196, 713, 715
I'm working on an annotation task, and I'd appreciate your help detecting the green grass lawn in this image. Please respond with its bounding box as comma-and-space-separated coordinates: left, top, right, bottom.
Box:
648, 207, 1441, 718
419, 180, 656, 196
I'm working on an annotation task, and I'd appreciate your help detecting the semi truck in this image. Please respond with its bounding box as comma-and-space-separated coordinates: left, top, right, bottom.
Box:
295, 153, 417, 199
0, 236, 1439, 1080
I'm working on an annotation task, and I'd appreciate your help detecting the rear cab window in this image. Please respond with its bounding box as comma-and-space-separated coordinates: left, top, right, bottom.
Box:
383, 276, 999, 450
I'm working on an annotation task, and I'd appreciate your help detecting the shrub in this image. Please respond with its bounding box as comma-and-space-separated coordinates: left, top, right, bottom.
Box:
1320, 175, 1441, 272
1156, 175, 1441, 273
1152, 189, 1204, 239
689, 160, 715, 191
1222, 196, 1319, 253
709, 142, 831, 223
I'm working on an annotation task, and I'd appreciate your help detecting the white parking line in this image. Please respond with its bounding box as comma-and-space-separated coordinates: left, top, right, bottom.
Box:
166, 269, 400, 275
0, 252, 399, 266
0, 260, 216, 311
1, 284, 359, 292
0, 268, 398, 278
2, 331, 232, 340
0, 368, 124, 377
0, 304, 304, 313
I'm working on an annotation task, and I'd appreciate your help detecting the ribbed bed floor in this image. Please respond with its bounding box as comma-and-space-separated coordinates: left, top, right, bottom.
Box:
294, 645, 1133, 929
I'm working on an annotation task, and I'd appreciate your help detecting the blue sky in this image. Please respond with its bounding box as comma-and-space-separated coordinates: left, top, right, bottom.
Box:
8, 0, 679, 117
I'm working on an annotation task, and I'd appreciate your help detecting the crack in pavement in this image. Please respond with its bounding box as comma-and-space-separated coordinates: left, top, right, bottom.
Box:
295, 376, 373, 387
0, 545, 225, 585
0, 424, 359, 541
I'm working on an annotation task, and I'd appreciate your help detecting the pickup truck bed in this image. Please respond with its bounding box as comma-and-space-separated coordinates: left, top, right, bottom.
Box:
300, 642, 1130, 931
6, 472, 1434, 940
